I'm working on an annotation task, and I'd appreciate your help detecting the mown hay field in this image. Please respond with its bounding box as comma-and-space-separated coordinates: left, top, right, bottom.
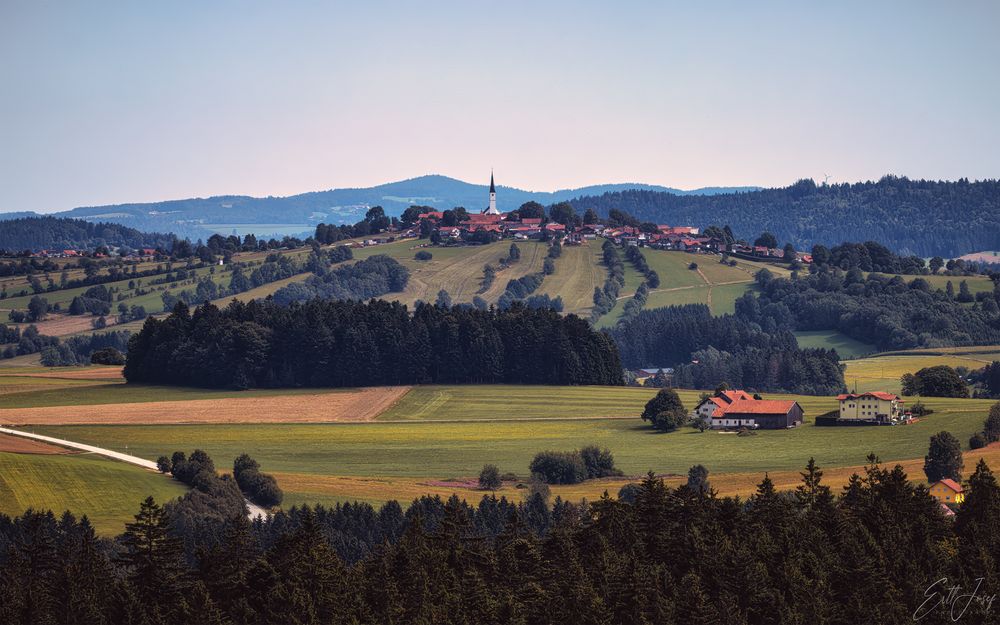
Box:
534, 243, 606, 316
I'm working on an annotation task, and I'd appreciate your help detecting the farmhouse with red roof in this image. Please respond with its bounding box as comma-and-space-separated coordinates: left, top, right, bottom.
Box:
695, 390, 804, 429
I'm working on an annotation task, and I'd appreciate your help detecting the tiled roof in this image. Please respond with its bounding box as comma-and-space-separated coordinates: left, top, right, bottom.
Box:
837, 392, 899, 401
719, 390, 753, 403
716, 399, 798, 416
935, 479, 963, 493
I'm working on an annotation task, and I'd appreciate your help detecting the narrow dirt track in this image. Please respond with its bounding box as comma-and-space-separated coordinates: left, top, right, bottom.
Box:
0, 427, 268, 519
0, 386, 412, 426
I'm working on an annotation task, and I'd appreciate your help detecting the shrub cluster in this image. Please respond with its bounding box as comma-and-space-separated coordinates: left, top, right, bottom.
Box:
591, 240, 625, 320
529, 445, 622, 484
233, 454, 283, 507
624, 245, 659, 288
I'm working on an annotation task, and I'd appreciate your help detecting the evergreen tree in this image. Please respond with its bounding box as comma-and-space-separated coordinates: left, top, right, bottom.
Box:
923, 431, 964, 482
117, 497, 191, 622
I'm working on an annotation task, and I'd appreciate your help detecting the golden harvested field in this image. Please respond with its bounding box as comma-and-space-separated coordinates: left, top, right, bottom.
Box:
14, 366, 124, 381
0, 386, 411, 426
0, 434, 74, 454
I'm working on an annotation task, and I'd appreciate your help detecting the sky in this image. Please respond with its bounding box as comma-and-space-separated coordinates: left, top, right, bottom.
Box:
1, 0, 998, 213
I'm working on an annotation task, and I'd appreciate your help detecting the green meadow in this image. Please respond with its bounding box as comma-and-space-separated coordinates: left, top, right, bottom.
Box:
30, 392, 991, 487
0, 451, 186, 534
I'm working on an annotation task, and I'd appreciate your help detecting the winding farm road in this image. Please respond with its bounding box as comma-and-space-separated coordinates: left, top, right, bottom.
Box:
0, 426, 268, 519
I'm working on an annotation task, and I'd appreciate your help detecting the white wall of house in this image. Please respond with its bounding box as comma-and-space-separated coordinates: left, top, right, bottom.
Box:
839, 397, 900, 420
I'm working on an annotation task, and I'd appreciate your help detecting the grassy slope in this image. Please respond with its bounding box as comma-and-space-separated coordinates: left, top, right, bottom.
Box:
0, 451, 186, 534
534, 243, 605, 316
794, 330, 876, 359
347, 240, 548, 307
638, 251, 755, 318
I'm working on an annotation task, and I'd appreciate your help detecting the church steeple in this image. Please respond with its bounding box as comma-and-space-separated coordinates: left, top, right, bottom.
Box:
484, 170, 500, 214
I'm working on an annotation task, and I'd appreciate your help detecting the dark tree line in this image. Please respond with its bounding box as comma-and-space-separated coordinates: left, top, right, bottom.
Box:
570, 175, 1000, 256
811, 240, 927, 274
591, 239, 625, 321
39, 331, 131, 367
124, 298, 623, 389
743, 267, 1000, 350
611, 304, 845, 394
1, 324, 59, 360
4, 456, 1000, 624
270, 254, 408, 305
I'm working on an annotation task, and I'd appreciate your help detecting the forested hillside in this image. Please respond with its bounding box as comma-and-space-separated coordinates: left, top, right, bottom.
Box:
0, 216, 175, 251
571, 176, 1000, 256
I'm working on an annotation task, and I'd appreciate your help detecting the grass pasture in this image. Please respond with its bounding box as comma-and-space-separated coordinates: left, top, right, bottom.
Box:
379, 385, 656, 421
23, 389, 993, 509
0, 451, 187, 534
794, 330, 875, 359
351, 239, 549, 307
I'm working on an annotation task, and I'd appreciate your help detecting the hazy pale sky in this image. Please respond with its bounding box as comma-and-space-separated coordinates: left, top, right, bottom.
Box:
1, 1, 998, 213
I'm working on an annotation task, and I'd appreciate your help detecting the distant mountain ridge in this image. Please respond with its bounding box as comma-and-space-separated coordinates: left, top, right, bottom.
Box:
0, 175, 757, 240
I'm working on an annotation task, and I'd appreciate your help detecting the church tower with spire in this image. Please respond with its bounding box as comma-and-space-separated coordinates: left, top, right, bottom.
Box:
484, 171, 500, 215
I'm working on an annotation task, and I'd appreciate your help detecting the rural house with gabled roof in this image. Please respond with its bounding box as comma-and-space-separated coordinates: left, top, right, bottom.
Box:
929, 479, 965, 505
695, 390, 804, 429
836, 391, 906, 424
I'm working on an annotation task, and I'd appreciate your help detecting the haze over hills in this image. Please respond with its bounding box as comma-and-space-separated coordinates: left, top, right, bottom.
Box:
0, 175, 758, 241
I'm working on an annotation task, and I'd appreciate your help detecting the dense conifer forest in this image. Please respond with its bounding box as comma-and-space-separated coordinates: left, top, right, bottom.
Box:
571, 176, 1000, 256
3, 455, 999, 624
0, 216, 176, 251
124, 299, 623, 388
611, 304, 846, 394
